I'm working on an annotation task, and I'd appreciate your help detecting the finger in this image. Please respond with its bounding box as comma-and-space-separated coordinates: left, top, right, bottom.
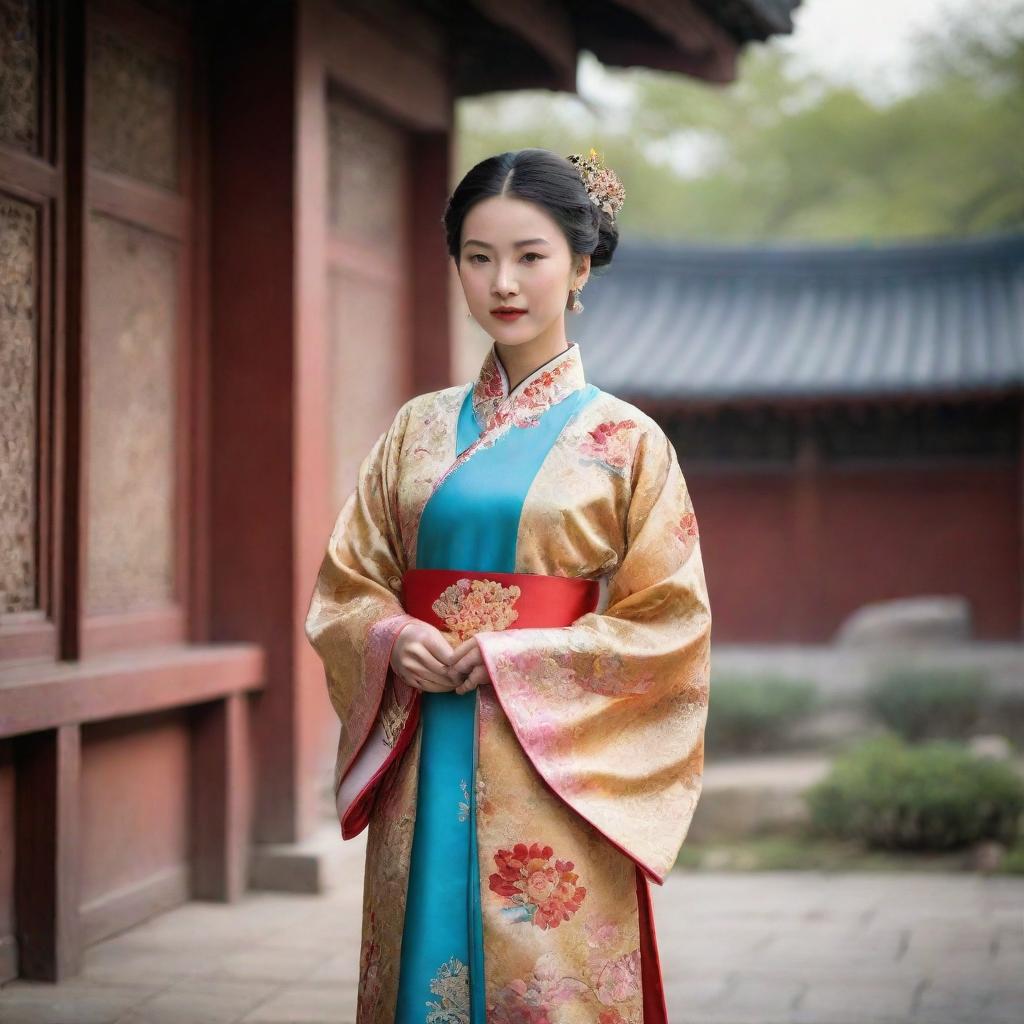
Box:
414, 672, 456, 693
469, 664, 491, 686
409, 660, 457, 689
454, 676, 478, 695
449, 647, 481, 676
448, 636, 476, 665
420, 632, 456, 667
409, 646, 456, 679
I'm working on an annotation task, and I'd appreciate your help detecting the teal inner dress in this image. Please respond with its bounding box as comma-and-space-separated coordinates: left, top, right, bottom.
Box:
393, 380, 599, 1021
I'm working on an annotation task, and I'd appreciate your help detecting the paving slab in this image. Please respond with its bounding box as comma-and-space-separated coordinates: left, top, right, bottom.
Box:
1, 828, 1022, 1024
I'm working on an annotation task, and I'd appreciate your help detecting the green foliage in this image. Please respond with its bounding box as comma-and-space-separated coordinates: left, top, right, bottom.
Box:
674, 834, 968, 872
1000, 841, 1024, 873
704, 672, 819, 753
455, 3, 1024, 241
865, 666, 990, 741
806, 734, 1024, 850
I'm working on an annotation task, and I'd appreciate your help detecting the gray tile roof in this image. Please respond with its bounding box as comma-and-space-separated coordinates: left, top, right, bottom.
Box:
576, 230, 1024, 402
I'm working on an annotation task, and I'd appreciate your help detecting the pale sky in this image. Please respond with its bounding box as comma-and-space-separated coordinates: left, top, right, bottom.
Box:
574, 0, 1016, 105
570, 0, 1018, 175
774, 0, 993, 101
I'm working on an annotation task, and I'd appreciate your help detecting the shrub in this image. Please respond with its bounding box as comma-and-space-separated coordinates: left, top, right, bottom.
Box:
807, 734, 1024, 851
705, 673, 819, 753
865, 666, 988, 741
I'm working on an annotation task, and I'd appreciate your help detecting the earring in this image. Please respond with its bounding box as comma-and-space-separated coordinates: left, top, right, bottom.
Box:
570, 285, 584, 314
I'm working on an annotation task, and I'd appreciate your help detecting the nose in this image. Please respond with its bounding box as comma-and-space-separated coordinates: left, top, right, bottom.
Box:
493, 261, 518, 297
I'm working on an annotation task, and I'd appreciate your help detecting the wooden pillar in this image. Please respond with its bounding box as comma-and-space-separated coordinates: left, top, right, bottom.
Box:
14, 726, 81, 981
190, 694, 252, 901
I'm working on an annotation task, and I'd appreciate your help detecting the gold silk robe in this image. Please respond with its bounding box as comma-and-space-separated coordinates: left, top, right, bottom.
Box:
304, 340, 712, 1023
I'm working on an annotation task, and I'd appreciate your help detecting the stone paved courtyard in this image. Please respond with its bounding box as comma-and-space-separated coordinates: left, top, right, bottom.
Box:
1, 827, 1022, 1024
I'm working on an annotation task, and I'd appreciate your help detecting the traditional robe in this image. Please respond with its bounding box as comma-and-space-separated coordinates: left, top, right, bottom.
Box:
304, 340, 712, 1023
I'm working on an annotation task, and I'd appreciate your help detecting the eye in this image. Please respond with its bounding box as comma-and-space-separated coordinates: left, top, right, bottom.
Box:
522, 252, 543, 263
468, 254, 487, 263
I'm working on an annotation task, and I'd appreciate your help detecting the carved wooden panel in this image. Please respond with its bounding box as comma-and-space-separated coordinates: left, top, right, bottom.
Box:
0, 0, 40, 153
85, 212, 178, 614
87, 21, 180, 190
0, 194, 39, 615
327, 90, 405, 247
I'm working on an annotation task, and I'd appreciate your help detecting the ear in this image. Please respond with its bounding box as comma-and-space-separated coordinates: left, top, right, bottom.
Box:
575, 253, 592, 288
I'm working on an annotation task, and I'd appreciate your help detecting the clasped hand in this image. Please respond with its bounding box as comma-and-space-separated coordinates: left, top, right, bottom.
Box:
389, 620, 491, 695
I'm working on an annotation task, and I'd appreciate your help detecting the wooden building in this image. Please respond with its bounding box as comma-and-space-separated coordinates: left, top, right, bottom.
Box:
573, 231, 1024, 642
0, 0, 799, 985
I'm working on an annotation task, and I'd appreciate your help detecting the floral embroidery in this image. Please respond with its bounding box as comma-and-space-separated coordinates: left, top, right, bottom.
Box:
432, 577, 522, 642
489, 953, 589, 1023
472, 347, 507, 425
594, 949, 641, 1006
488, 947, 642, 1024
492, 643, 656, 700
471, 342, 584, 429
432, 343, 586, 498
486, 922, 643, 1022
458, 778, 470, 822
578, 419, 638, 476
475, 774, 496, 818
380, 685, 410, 747
672, 509, 699, 546
488, 842, 587, 928
598, 1009, 642, 1024
357, 909, 384, 1014
584, 917, 622, 948
427, 956, 470, 1023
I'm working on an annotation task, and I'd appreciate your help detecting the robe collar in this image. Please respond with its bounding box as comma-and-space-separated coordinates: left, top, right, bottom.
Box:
471, 340, 587, 429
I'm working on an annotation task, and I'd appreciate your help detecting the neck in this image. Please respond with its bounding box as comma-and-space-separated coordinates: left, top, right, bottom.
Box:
494, 323, 571, 392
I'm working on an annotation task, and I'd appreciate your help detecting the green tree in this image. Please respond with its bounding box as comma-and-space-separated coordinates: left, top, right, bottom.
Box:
455, 2, 1024, 241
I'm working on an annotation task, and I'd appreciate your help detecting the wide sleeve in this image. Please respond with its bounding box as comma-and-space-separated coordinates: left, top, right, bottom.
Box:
303, 400, 420, 839
474, 424, 712, 884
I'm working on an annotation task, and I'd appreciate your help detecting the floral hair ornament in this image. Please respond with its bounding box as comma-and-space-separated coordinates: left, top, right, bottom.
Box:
566, 147, 626, 221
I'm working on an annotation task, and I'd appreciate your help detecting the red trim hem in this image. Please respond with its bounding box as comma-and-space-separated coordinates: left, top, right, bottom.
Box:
340, 689, 421, 838
334, 614, 417, 838
636, 865, 669, 1023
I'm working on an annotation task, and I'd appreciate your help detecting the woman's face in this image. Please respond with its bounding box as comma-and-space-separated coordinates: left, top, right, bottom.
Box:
456, 194, 589, 347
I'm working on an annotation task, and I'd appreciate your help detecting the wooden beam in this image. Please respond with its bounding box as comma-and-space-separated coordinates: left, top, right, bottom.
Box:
0, 644, 264, 738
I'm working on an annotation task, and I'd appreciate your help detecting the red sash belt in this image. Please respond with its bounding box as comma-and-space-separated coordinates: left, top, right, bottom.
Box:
402, 568, 600, 630
338, 569, 599, 841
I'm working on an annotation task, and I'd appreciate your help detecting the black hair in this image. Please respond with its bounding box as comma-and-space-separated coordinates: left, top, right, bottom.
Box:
442, 148, 619, 274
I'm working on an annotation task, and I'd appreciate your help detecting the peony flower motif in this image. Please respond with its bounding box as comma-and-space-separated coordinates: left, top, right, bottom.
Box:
598, 1009, 641, 1024
488, 985, 553, 1024
488, 842, 587, 929
584, 918, 622, 949
673, 510, 699, 545
432, 577, 521, 643
579, 419, 638, 475
594, 949, 641, 1005
488, 953, 589, 1024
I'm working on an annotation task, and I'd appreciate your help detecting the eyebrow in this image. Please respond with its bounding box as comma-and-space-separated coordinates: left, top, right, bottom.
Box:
461, 238, 550, 249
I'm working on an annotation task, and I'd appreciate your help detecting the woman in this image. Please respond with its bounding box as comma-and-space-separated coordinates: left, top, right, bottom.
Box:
304, 147, 712, 1024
